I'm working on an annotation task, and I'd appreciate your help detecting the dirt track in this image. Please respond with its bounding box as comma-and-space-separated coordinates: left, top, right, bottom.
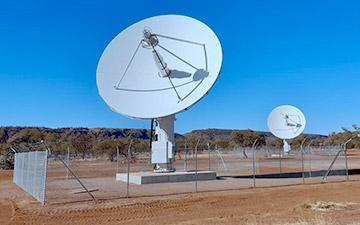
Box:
2, 169, 360, 225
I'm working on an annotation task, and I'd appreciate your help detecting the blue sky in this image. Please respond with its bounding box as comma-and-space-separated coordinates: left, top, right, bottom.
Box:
1, 0, 360, 135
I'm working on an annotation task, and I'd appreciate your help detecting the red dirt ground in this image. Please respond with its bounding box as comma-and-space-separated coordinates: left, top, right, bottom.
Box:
2, 151, 360, 225
2, 171, 360, 224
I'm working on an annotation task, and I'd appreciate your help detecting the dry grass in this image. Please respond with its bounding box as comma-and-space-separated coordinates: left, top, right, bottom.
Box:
301, 201, 356, 212
275, 217, 360, 225
271, 201, 360, 225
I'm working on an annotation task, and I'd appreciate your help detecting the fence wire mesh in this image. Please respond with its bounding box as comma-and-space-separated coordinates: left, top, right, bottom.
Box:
13, 150, 48, 204
33, 143, 359, 205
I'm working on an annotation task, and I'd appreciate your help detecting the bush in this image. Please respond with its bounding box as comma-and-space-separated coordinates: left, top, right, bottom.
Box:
0, 145, 14, 170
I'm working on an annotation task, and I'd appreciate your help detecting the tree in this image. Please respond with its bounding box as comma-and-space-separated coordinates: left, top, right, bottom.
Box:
93, 139, 128, 161
324, 127, 360, 149
131, 139, 148, 153
186, 137, 209, 158
0, 144, 13, 169
231, 130, 266, 158
214, 139, 231, 149
44, 132, 65, 155
0, 128, 8, 144
8, 128, 44, 144
289, 135, 307, 150
231, 130, 265, 147
71, 135, 93, 159
266, 138, 283, 149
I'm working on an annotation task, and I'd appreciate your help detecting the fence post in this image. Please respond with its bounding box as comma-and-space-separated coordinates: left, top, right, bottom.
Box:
252, 139, 258, 188
33, 151, 38, 197
126, 141, 133, 198
42, 150, 49, 205
279, 147, 282, 176
207, 143, 211, 171
344, 138, 352, 181
306, 140, 313, 179
195, 139, 200, 193
116, 146, 120, 174
184, 142, 188, 171
66, 147, 70, 179
308, 146, 312, 178
300, 138, 307, 184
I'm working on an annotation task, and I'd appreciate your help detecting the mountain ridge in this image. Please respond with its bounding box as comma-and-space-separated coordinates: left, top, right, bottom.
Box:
0, 126, 327, 144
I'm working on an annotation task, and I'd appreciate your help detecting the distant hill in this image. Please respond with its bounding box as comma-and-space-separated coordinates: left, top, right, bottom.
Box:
0, 126, 330, 169
0, 127, 151, 144
184, 128, 327, 141
0, 127, 327, 145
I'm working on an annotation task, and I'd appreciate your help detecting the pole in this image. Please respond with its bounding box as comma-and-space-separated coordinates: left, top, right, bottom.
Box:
252, 139, 258, 188
195, 139, 200, 193
207, 143, 211, 171
301, 138, 307, 184
306, 140, 313, 178
126, 140, 133, 198
216, 145, 227, 171
308, 146, 312, 178
279, 147, 282, 176
166, 142, 169, 170
42, 150, 49, 205
344, 138, 352, 181
184, 142, 188, 171
59, 156, 96, 201
323, 148, 343, 181
66, 147, 70, 179
10, 146, 17, 154
116, 146, 120, 174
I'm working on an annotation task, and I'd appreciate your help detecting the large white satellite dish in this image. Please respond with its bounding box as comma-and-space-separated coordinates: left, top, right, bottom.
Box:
97, 15, 222, 119
97, 15, 223, 172
267, 105, 306, 154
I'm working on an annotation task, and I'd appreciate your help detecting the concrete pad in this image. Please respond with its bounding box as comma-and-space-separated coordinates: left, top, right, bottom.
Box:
116, 171, 217, 184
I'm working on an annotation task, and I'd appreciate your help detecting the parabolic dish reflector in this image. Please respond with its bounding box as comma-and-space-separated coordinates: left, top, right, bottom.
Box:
267, 105, 306, 139
97, 15, 223, 119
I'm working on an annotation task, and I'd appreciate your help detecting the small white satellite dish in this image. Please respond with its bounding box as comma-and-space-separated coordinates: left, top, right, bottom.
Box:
267, 105, 306, 154
97, 15, 222, 172
268, 105, 306, 139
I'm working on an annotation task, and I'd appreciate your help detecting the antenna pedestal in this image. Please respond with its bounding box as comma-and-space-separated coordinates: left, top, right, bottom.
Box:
283, 139, 291, 155
151, 114, 175, 173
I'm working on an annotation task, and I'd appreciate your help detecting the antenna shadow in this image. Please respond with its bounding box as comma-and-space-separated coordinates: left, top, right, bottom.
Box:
169, 69, 209, 81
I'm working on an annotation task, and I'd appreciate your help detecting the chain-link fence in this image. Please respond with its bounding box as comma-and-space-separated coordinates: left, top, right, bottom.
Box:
13, 140, 359, 205
13, 150, 48, 204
